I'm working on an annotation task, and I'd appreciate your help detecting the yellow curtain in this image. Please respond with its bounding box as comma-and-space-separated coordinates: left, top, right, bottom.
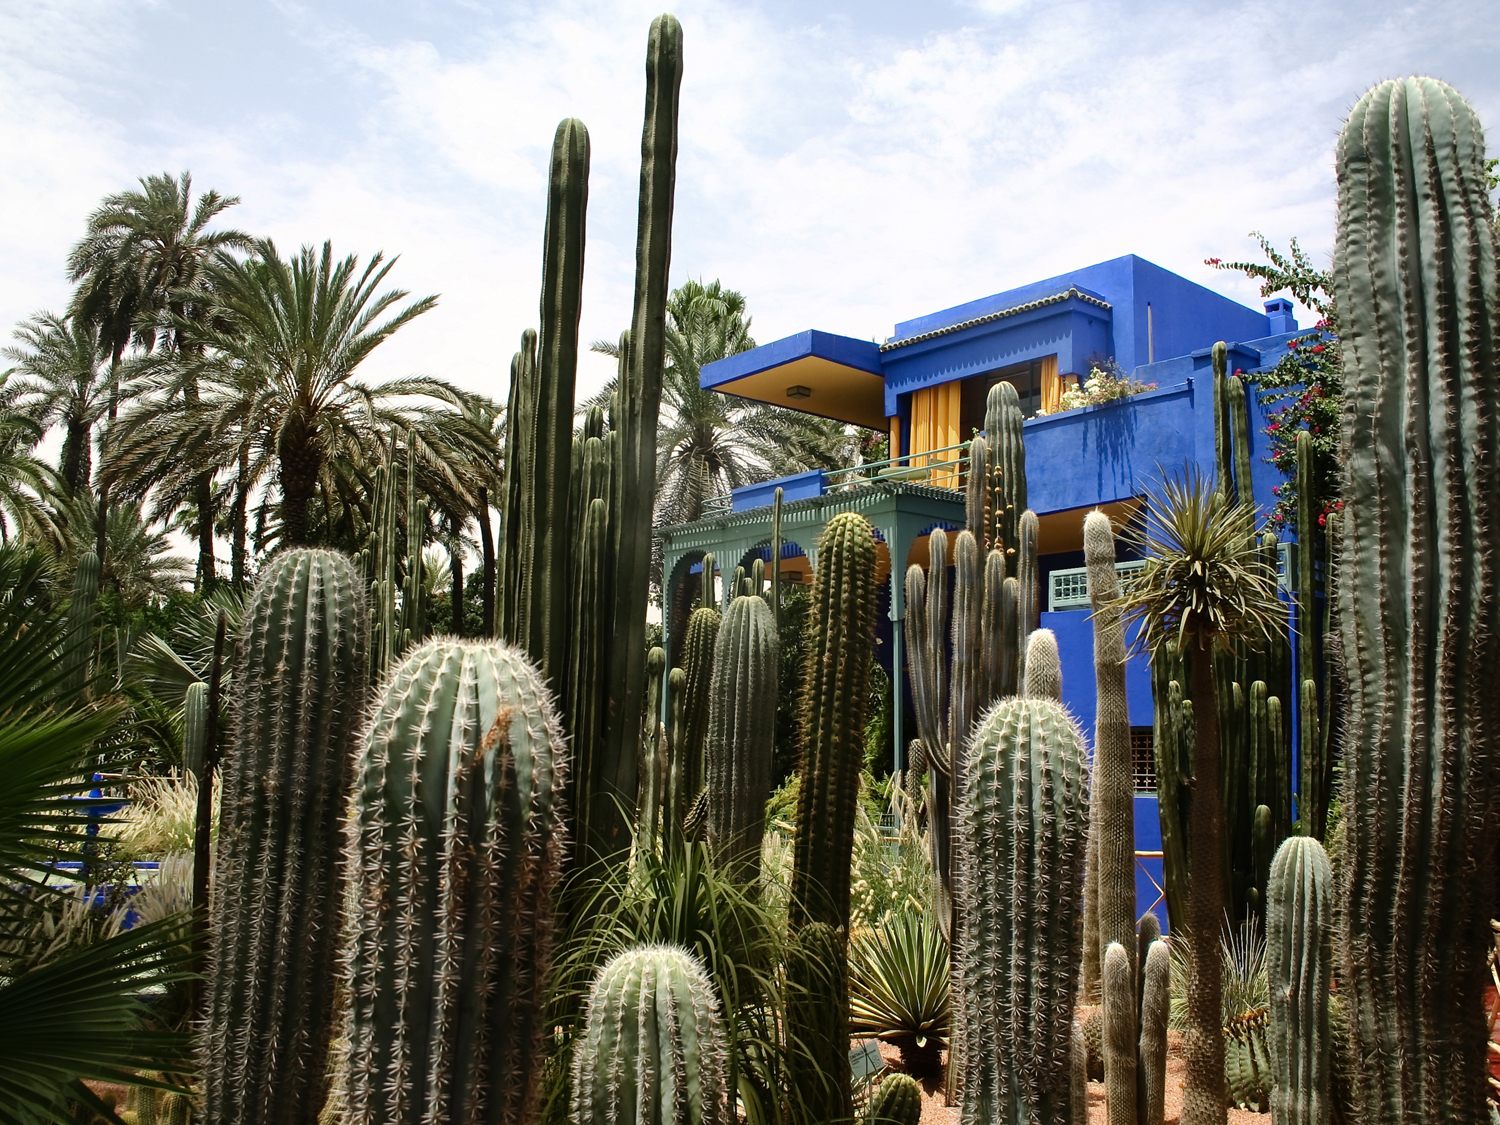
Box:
911, 383, 961, 487
889, 416, 902, 462
1039, 354, 1062, 414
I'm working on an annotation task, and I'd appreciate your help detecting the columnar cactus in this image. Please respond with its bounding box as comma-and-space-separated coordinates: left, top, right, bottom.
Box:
182, 680, 209, 781
956, 696, 1090, 1124
206, 549, 367, 1125
1293, 429, 1323, 836
1138, 938, 1171, 1125
1333, 76, 1500, 1124
865, 1073, 922, 1125
599, 14, 685, 858
1268, 836, 1333, 1125
703, 595, 778, 879
671, 604, 721, 833
788, 512, 877, 1121
1084, 510, 1136, 977
1023, 627, 1062, 701
570, 944, 729, 1125
637, 646, 669, 845
343, 639, 567, 1125
1015, 510, 1040, 684
982, 381, 1026, 557
1104, 942, 1137, 1125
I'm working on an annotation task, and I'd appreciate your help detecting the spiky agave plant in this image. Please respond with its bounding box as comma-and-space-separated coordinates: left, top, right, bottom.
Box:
1116, 468, 1283, 1125
848, 909, 950, 1086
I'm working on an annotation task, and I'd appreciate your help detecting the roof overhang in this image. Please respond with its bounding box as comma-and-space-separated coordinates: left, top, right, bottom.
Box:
700, 330, 888, 430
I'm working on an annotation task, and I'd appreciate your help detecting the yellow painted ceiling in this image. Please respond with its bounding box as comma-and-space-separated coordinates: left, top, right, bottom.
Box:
1036, 498, 1141, 555
714, 355, 888, 430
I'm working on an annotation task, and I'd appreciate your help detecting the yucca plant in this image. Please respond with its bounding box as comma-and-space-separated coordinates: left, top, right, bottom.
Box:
1116, 468, 1284, 1125
849, 909, 950, 1086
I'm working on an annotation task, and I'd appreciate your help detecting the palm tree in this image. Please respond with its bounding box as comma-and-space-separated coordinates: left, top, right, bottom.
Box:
591, 278, 858, 529
117, 239, 456, 548
1115, 470, 1283, 1125
70, 172, 251, 588
3, 314, 113, 496
0, 374, 61, 548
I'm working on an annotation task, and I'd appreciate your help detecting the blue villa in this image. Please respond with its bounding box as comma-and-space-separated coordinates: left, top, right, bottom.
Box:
659, 253, 1306, 928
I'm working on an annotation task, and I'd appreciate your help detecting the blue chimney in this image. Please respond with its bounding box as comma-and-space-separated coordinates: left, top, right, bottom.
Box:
1264, 298, 1297, 335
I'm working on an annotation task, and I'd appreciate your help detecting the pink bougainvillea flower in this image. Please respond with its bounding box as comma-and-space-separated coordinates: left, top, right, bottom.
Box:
1312, 344, 1325, 354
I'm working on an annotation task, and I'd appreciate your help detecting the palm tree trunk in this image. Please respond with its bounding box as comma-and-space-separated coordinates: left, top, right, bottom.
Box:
1183, 645, 1227, 1125
63, 416, 90, 495
195, 473, 215, 591
477, 486, 495, 638
278, 426, 317, 547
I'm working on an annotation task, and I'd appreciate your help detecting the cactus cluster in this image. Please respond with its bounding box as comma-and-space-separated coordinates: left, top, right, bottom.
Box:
955, 696, 1089, 1124
1334, 77, 1500, 1123
206, 550, 367, 1125
361, 438, 428, 681
571, 944, 730, 1125
343, 639, 567, 1125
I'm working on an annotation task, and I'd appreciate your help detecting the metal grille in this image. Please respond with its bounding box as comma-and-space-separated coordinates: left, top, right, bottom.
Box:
1048, 559, 1147, 611
1131, 726, 1157, 791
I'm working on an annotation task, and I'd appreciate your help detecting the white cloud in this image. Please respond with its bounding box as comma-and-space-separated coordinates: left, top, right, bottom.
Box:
2, 0, 1498, 415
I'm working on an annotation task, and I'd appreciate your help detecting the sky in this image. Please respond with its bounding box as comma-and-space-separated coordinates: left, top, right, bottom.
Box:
2, 0, 1498, 409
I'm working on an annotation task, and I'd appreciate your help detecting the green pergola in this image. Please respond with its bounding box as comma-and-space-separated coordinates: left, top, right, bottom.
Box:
658, 478, 967, 774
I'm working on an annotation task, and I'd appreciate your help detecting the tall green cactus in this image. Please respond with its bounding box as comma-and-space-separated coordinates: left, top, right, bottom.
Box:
1151, 669, 1192, 934
1015, 509, 1040, 684
787, 511, 877, 1121
670, 604, 721, 833
1268, 836, 1333, 1125
1334, 77, 1500, 1123
1023, 627, 1061, 700
703, 595, 778, 879
982, 381, 1026, 558
1293, 429, 1324, 837
62, 549, 99, 697
1139, 937, 1171, 1125
956, 696, 1090, 1124
182, 681, 209, 781
637, 646, 669, 846
344, 639, 567, 1125
571, 944, 729, 1125
598, 14, 685, 859
363, 439, 428, 679
206, 549, 366, 1125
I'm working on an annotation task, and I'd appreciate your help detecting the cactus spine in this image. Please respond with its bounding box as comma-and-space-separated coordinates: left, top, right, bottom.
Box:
206, 549, 366, 1125
343, 639, 567, 1125
670, 604, 721, 833
703, 595, 778, 878
982, 381, 1027, 557
956, 696, 1090, 1124
570, 944, 729, 1125
1268, 835, 1333, 1125
62, 549, 99, 696
1104, 942, 1138, 1125
787, 512, 877, 1120
865, 1073, 922, 1125
1138, 938, 1170, 1125
1333, 77, 1500, 1123
1023, 627, 1062, 701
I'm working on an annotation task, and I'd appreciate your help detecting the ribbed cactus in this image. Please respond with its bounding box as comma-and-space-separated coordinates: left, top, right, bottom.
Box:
982, 381, 1026, 557
571, 944, 729, 1125
671, 604, 721, 834
786, 921, 851, 1122
206, 549, 366, 1125
1023, 627, 1061, 700
1333, 78, 1500, 1125
865, 1073, 922, 1125
637, 646, 669, 845
362, 440, 428, 680
62, 549, 99, 697
703, 595, 778, 878
1223, 1007, 1271, 1112
598, 14, 684, 858
1293, 428, 1324, 837
956, 696, 1090, 1124
182, 680, 209, 781
162, 1094, 192, 1125
1104, 942, 1137, 1125
1138, 938, 1170, 1125
1015, 509, 1040, 684
343, 639, 567, 1125
1268, 836, 1333, 1125
1150, 666, 1192, 933
788, 512, 877, 1121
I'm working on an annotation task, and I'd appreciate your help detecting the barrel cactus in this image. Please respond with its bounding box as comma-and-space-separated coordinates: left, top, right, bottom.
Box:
865, 1073, 922, 1125
570, 943, 730, 1125
1334, 75, 1500, 1124
703, 594, 778, 879
343, 638, 567, 1125
1268, 836, 1333, 1125
206, 549, 367, 1125
956, 696, 1090, 1123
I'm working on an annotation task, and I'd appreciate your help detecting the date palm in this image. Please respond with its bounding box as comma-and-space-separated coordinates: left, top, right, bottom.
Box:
1115, 469, 1283, 1125
69, 172, 251, 587
3, 313, 113, 496
0, 374, 60, 548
